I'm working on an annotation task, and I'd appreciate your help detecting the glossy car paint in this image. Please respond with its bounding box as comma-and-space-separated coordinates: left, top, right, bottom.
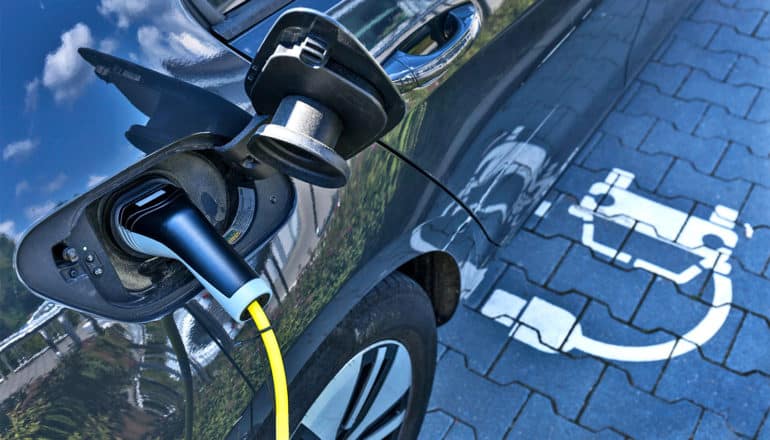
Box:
0, 0, 694, 437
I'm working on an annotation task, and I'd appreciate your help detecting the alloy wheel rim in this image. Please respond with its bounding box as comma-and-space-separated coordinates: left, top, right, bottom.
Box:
297, 340, 413, 439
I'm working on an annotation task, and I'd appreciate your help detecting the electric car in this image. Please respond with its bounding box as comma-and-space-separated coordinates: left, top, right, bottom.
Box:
0, 0, 693, 438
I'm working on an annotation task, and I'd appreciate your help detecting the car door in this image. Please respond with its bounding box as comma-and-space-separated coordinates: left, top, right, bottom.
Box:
201, 0, 604, 246
369, 0, 693, 246
2, 0, 488, 438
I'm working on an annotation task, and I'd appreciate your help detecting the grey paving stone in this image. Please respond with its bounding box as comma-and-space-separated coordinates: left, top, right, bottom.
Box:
641, 121, 728, 173
726, 313, 770, 375
639, 62, 690, 95
678, 70, 759, 116
690, 202, 741, 247
694, 411, 742, 440
584, 134, 673, 191
658, 159, 750, 208
429, 350, 528, 440
554, 165, 611, 199
490, 264, 588, 320
419, 411, 454, 440
575, 301, 670, 391
507, 393, 622, 440
497, 230, 570, 285
710, 26, 770, 62
534, 194, 634, 264
581, 366, 701, 439
489, 332, 604, 420
727, 56, 770, 88
632, 277, 710, 338
758, 14, 770, 38
633, 277, 743, 364
437, 342, 448, 360
692, 0, 764, 34
627, 84, 710, 133
703, 305, 747, 364
599, 111, 656, 148
749, 89, 770, 122
732, 224, 770, 274
549, 245, 653, 320
663, 39, 738, 80
531, 195, 583, 240
438, 305, 510, 375
741, 185, 770, 228
700, 105, 770, 155
443, 420, 476, 440
736, 0, 770, 12
759, 419, 770, 440
728, 56, 770, 89
670, 20, 720, 47
705, 262, 770, 323
614, 219, 714, 297
715, 142, 770, 186
656, 348, 770, 437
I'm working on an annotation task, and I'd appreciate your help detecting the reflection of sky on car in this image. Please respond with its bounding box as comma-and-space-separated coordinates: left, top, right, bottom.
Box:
0, 0, 234, 241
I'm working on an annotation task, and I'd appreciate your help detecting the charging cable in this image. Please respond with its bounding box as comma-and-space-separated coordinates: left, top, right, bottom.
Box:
113, 182, 290, 439
247, 301, 289, 440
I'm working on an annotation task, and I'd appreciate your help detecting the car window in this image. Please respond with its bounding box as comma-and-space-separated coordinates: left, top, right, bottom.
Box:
204, 0, 248, 14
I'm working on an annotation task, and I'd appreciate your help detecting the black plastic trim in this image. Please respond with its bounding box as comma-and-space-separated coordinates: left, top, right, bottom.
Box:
213, 0, 293, 41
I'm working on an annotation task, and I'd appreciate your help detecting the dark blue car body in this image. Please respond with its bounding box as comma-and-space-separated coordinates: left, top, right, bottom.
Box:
0, 0, 693, 437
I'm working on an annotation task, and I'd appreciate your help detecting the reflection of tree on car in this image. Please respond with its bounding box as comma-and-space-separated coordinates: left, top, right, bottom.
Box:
0, 236, 41, 341
2, 327, 135, 438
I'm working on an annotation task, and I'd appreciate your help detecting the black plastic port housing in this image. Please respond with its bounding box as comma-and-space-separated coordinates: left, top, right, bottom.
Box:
244, 8, 405, 188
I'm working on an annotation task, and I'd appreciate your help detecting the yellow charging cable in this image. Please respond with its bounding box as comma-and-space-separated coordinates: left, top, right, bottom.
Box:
247, 301, 289, 440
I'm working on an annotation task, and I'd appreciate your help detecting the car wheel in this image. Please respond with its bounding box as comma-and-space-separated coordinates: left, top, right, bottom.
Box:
291, 272, 437, 439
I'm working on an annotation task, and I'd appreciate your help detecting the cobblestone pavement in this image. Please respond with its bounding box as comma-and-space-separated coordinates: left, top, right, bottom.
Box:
421, 1, 770, 438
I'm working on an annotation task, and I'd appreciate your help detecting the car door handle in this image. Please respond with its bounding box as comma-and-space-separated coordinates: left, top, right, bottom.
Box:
384, 4, 481, 93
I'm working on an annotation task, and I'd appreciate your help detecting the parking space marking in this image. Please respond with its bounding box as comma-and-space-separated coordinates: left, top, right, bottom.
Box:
481, 168, 747, 362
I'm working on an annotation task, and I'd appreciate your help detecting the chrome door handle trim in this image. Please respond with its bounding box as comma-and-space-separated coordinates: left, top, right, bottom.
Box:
384, 4, 481, 93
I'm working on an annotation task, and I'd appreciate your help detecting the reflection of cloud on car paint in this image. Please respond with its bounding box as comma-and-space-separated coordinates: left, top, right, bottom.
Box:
14, 181, 30, 197
42, 23, 95, 103
43, 173, 68, 194
86, 175, 107, 189
137, 22, 220, 68
98, 0, 151, 28
0, 221, 17, 241
3, 139, 39, 161
24, 78, 41, 112
24, 201, 57, 221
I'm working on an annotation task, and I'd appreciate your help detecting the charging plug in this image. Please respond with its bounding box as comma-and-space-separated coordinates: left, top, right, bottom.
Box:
113, 181, 272, 321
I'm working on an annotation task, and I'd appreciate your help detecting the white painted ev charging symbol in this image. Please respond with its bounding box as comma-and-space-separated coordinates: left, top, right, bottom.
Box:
482, 168, 743, 362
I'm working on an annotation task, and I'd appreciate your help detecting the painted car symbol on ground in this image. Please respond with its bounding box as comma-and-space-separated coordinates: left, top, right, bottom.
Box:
482, 168, 744, 362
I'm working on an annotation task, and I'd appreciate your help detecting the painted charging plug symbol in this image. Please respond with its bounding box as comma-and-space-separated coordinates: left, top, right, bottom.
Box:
482, 169, 744, 362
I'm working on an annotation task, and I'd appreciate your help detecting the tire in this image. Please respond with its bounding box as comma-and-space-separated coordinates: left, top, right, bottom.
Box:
288, 272, 438, 440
